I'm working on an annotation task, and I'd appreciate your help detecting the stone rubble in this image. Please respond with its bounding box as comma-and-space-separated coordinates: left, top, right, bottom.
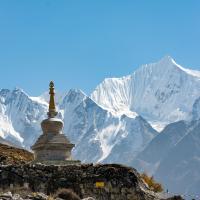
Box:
0, 192, 184, 200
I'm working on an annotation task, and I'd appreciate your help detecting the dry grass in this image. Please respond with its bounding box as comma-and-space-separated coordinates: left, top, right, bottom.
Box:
0, 143, 33, 165
47, 194, 55, 200
141, 172, 163, 193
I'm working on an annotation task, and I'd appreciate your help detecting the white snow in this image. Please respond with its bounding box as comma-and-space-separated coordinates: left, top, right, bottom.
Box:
0, 88, 47, 147
29, 96, 48, 106
170, 58, 200, 78
149, 121, 167, 132
96, 122, 124, 162
91, 56, 200, 125
0, 113, 23, 143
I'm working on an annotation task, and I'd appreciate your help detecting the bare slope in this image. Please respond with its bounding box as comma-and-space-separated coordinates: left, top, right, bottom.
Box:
0, 143, 33, 165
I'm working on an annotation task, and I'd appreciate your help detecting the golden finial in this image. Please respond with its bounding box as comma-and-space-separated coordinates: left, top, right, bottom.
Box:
48, 81, 57, 117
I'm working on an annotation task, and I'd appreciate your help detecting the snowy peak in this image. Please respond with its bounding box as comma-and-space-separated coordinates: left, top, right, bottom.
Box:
65, 89, 86, 103
0, 88, 27, 103
61, 89, 87, 110
148, 56, 200, 78
91, 56, 200, 125
156, 55, 180, 66
138, 56, 196, 79
152, 55, 175, 67
0, 88, 48, 147
158, 55, 174, 63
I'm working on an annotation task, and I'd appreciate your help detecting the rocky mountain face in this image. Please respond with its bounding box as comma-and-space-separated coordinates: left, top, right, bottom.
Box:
154, 120, 200, 195
135, 119, 200, 197
132, 94, 200, 196
132, 120, 188, 173
0, 56, 200, 197
192, 96, 200, 121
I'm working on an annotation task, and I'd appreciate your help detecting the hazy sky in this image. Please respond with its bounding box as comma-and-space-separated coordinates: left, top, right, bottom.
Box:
0, 0, 199, 96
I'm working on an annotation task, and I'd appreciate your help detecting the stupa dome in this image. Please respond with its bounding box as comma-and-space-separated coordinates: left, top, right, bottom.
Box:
41, 118, 63, 134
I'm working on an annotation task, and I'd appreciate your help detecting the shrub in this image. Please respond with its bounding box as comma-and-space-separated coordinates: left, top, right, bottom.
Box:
54, 188, 80, 200
141, 172, 163, 193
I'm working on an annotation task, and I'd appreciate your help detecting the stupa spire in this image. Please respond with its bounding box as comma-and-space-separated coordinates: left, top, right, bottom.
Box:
48, 81, 57, 118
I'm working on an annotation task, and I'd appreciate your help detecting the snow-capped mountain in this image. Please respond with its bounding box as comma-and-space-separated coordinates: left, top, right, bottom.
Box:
1, 56, 200, 196
60, 89, 157, 163
91, 56, 200, 130
0, 88, 157, 164
0, 88, 47, 148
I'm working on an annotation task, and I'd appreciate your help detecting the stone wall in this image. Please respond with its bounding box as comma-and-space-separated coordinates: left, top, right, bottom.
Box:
0, 163, 160, 200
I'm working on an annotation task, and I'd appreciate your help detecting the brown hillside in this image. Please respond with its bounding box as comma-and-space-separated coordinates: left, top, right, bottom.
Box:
0, 143, 33, 165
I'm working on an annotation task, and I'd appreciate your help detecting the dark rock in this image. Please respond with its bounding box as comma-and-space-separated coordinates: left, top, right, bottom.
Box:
55, 188, 80, 200
0, 164, 181, 200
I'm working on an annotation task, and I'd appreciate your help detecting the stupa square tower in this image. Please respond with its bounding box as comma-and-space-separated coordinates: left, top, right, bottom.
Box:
31, 81, 80, 164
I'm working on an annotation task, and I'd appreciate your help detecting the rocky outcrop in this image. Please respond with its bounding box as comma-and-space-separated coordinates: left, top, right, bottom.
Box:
0, 163, 163, 200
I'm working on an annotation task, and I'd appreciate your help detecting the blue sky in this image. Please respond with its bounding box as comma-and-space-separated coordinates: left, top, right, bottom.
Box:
0, 0, 199, 96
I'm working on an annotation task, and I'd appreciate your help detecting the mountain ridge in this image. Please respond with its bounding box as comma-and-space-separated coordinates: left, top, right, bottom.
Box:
0, 56, 200, 196
91, 56, 200, 130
